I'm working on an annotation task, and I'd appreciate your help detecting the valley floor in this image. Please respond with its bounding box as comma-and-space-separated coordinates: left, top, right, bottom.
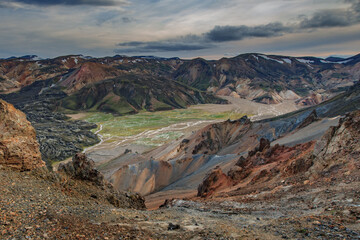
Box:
64, 97, 300, 171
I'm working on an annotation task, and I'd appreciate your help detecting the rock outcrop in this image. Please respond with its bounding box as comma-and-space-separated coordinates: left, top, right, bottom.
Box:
189, 116, 252, 155
308, 110, 360, 179
59, 153, 145, 209
297, 110, 319, 129
0, 99, 45, 170
197, 166, 233, 197
198, 138, 316, 197
58, 153, 105, 186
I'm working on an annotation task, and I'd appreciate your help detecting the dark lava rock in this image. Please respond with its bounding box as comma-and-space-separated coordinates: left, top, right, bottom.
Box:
297, 110, 319, 129
58, 153, 104, 186
59, 153, 146, 209
168, 223, 181, 230
0, 79, 99, 168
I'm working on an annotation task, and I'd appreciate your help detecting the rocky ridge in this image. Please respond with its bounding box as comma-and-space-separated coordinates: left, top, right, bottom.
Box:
197, 110, 360, 198
0, 99, 45, 171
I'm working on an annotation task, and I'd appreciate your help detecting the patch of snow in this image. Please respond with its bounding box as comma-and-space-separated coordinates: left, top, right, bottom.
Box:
74, 58, 78, 64
282, 58, 291, 64
296, 58, 314, 64
252, 55, 259, 61
259, 55, 283, 64
320, 60, 331, 63
337, 59, 352, 64
79, 55, 93, 60
32, 56, 42, 61
62, 59, 67, 63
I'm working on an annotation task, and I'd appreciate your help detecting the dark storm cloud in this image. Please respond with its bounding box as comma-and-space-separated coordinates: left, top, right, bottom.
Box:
6, 0, 126, 6
115, 34, 214, 53
121, 17, 132, 23
300, 0, 360, 28
115, 41, 213, 53
115, 23, 291, 53
299, 9, 359, 28
206, 22, 290, 42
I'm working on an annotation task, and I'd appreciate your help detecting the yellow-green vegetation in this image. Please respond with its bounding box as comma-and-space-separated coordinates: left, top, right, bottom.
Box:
77, 108, 247, 146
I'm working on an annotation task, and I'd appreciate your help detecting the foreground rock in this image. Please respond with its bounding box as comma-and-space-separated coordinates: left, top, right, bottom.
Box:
0, 99, 45, 170
59, 153, 145, 209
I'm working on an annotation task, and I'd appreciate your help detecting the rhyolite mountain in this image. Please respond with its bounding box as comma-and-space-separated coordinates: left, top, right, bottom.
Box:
61, 72, 224, 114
0, 55, 225, 115
174, 53, 360, 103
0, 53, 359, 110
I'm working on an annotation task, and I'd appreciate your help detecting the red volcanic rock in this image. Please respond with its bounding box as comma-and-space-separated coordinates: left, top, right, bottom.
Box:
198, 139, 316, 198
197, 110, 360, 199
0, 99, 45, 170
197, 166, 233, 198
59, 62, 121, 94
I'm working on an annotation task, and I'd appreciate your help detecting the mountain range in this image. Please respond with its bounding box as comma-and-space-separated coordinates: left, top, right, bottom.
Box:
1, 53, 359, 113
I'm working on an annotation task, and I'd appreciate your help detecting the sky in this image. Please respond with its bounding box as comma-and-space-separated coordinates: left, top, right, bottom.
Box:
0, 0, 359, 59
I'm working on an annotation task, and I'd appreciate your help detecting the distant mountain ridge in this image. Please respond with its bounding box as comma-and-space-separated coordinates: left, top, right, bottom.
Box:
0, 52, 359, 113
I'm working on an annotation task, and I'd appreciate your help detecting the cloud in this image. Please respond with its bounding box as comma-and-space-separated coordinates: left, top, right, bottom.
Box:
115, 41, 213, 53
299, 9, 359, 28
206, 22, 290, 42
115, 0, 360, 54
115, 23, 291, 53
3, 0, 128, 7
115, 34, 214, 53
300, 0, 360, 28
95, 10, 123, 25
121, 17, 132, 23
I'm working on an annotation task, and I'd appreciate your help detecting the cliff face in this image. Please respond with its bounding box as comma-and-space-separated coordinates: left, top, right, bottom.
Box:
308, 110, 360, 179
0, 99, 45, 170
